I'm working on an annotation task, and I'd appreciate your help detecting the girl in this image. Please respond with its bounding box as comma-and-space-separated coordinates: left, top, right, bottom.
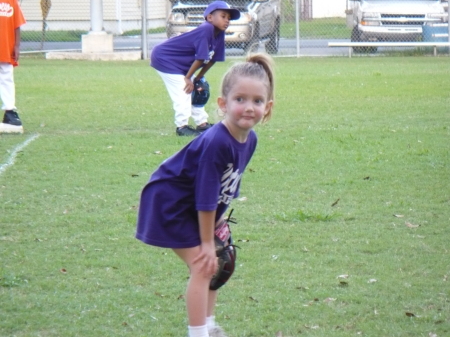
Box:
136, 53, 275, 337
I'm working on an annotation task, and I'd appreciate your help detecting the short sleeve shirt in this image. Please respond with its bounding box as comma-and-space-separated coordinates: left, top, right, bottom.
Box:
150, 21, 225, 75
136, 123, 257, 248
0, 0, 26, 65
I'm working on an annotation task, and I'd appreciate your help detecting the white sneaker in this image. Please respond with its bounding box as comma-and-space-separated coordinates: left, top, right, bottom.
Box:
208, 326, 228, 337
0, 123, 24, 134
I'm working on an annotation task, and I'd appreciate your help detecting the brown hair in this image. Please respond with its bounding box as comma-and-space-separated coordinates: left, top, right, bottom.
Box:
220, 53, 275, 123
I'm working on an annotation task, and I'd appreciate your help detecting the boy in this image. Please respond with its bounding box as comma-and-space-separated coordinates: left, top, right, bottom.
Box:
150, 1, 240, 136
0, 0, 26, 134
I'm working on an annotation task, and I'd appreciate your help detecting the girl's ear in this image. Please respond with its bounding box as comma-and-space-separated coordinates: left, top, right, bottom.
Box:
206, 14, 213, 22
217, 97, 227, 112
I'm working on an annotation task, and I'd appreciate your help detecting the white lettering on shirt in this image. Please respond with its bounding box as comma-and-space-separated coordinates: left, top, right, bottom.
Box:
218, 163, 242, 205
0, 3, 14, 17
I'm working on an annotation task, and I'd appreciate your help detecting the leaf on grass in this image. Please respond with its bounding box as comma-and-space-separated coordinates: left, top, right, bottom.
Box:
296, 286, 309, 291
428, 333, 437, 337
154, 151, 162, 155
302, 247, 309, 252
443, 275, 448, 282
337, 274, 349, 279
339, 281, 348, 286
237, 239, 250, 242
405, 312, 416, 317
324, 297, 336, 303
363, 176, 370, 180
154, 292, 165, 297
304, 325, 319, 329
122, 322, 128, 326
405, 222, 420, 228
60, 268, 67, 274
177, 294, 185, 300
249, 296, 258, 302
249, 168, 256, 173
131, 174, 139, 177
393, 214, 404, 218
331, 198, 340, 207
275, 331, 283, 337
237, 197, 247, 202
368, 278, 377, 283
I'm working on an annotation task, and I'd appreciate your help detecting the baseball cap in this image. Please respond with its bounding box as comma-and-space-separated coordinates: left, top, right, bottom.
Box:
204, 1, 240, 20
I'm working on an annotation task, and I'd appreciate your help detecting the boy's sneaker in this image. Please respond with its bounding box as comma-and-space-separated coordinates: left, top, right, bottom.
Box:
0, 110, 24, 134
208, 326, 228, 337
196, 122, 213, 133
176, 125, 200, 136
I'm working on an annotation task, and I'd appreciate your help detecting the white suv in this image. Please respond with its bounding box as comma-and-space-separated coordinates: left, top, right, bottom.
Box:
349, 0, 448, 52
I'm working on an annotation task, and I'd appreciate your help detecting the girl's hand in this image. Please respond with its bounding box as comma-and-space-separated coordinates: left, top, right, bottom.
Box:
184, 77, 194, 94
192, 241, 217, 277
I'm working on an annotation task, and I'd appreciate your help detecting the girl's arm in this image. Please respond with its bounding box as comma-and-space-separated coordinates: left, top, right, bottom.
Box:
192, 210, 218, 277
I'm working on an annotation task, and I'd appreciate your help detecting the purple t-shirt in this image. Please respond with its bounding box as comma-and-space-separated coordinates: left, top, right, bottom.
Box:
136, 122, 257, 248
150, 21, 225, 75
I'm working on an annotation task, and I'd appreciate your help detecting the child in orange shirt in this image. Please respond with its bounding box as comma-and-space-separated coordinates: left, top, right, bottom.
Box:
0, 0, 26, 133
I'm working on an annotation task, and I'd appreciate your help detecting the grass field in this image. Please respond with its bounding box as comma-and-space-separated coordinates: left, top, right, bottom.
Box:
1, 55, 449, 337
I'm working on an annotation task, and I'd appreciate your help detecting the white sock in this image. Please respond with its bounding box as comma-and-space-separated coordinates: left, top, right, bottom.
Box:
206, 316, 216, 330
188, 324, 209, 337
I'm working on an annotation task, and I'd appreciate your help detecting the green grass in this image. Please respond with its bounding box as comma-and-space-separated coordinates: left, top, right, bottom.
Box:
282, 17, 351, 39
21, 30, 87, 42
1, 56, 450, 337
20, 17, 350, 44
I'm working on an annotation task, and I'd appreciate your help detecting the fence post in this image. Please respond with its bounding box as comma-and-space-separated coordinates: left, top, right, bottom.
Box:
296, 0, 300, 57
141, 0, 148, 60
90, 0, 104, 32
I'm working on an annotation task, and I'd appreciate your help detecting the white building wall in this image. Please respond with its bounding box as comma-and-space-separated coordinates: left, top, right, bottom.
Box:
19, 0, 347, 32
313, 0, 347, 18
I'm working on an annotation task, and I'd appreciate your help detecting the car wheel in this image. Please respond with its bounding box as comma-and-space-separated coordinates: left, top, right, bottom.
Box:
351, 26, 377, 53
265, 20, 280, 54
244, 26, 260, 53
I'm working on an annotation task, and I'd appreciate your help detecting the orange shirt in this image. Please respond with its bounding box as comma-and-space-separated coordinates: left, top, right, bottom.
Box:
0, 0, 26, 65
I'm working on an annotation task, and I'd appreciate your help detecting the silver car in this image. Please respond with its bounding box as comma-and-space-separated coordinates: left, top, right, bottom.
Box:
166, 0, 281, 54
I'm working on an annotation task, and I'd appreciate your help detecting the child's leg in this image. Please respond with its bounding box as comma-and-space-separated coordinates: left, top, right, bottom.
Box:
191, 106, 209, 127
0, 63, 16, 111
207, 289, 218, 318
156, 71, 191, 127
173, 247, 211, 330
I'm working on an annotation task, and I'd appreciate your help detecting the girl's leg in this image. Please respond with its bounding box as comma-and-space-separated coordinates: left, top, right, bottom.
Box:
207, 289, 218, 318
173, 247, 211, 327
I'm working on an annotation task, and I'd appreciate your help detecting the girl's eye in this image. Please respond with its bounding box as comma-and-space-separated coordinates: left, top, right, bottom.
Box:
254, 99, 263, 104
236, 97, 244, 102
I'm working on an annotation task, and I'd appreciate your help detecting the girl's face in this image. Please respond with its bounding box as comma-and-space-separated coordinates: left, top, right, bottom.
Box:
218, 76, 273, 140
207, 10, 231, 31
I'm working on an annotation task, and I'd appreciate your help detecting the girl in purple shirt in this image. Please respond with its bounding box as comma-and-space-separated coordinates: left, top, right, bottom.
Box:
137, 53, 275, 337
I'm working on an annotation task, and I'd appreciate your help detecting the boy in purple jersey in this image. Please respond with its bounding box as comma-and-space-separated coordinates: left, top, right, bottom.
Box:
150, 1, 240, 136
136, 53, 275, 337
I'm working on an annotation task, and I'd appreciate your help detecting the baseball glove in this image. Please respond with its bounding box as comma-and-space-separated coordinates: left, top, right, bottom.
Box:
191, 77, 210, 107
210, 210, 239, 291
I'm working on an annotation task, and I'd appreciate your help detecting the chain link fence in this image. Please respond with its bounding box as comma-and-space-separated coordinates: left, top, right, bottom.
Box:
20, 0, 449, 57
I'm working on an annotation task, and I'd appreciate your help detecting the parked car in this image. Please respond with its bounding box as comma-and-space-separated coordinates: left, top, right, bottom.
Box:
348, 0, 448, 52
166, 0, 281, 54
